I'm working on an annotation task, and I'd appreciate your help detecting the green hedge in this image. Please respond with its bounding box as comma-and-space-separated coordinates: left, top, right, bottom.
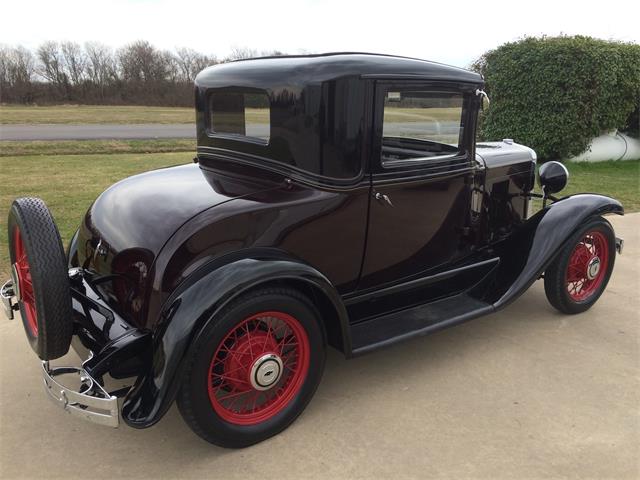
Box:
472, 36, 640, 160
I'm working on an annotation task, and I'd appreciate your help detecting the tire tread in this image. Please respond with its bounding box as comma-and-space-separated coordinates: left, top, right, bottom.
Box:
8, 197, 72, 359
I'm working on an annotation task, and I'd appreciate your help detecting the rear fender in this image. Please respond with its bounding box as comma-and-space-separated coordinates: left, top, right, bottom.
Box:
491, 194, 623, 309
121, 251, 348, 428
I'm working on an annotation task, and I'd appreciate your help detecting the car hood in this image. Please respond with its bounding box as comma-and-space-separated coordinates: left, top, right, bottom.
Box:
476, 140, 537, 168
77, 163, 269, 269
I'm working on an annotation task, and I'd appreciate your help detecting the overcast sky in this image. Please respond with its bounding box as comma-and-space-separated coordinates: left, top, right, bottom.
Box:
3, 0, 639, 68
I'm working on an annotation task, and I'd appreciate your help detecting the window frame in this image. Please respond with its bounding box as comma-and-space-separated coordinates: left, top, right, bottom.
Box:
372, 80, 475, 178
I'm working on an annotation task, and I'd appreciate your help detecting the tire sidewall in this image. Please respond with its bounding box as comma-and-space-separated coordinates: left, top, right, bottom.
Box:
182, 291, 326, 447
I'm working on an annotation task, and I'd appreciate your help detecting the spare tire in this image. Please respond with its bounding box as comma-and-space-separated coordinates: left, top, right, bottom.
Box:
7, 197, 73, 360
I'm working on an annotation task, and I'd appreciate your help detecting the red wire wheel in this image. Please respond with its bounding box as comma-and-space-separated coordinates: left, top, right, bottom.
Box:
177, 288, 326, 447
544, 218, 616, 315
565, 230, 610, 302
207, 311, 310, 425
12, 227, 38, 337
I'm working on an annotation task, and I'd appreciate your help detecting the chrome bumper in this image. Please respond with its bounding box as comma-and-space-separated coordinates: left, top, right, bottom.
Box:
1, 279, 17, 320
42, 361, 119, 428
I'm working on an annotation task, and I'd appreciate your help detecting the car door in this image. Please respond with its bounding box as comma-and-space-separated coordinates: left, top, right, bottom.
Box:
358, 81, 479, 291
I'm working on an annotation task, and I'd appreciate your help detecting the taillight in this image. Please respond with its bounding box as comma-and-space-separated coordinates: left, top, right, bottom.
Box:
111, 248, 153, 327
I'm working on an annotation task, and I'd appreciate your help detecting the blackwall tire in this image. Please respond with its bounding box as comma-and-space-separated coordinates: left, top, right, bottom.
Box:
544, 217, 616, 315
177, 287, 326, 448
7, 197, 73, 360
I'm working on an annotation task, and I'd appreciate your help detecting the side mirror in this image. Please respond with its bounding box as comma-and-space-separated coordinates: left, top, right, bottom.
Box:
538, 161, 569, 194
476, 89, 490, 111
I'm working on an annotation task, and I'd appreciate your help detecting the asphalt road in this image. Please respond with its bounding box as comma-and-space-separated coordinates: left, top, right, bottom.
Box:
0, 121, 458, 141
0, 123, 196, 141
0, 213, 638, 479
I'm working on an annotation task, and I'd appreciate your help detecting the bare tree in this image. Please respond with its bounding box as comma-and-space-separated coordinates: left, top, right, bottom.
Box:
193, 53, 216, 75
0, 45, 12, 92
175, 47, 216, 83
85, 41, 116, 100
12, 46, 36, 83
226, 46, 258, 62
260, 49, 287, 57
118, 40, 180, 103
162, 49, 180, 84
37, 41, 70, 99
119, 40, 170, 83
0, 45, 36, 102
2, 41, 284, 105
61, 41, 87, 86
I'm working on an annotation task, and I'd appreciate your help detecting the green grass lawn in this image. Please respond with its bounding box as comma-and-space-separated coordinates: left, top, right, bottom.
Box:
0, 152, 192, 276
0, 139, 195, 157
561, 160, 639, 211
0, 105, 194, 124
384, 107, 462, 123
0, 153, 637, 277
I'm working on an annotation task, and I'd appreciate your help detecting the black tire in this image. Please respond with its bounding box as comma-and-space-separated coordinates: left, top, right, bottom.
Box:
177, 287, 326, 448
544, 217, 616, 314
7, 197, 73, 359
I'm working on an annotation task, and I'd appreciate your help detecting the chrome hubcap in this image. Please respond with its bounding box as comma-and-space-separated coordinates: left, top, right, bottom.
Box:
587, 256, 601, 280
249, 353, 283, 391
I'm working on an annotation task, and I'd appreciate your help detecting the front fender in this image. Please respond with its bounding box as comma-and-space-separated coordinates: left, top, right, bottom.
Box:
491, 194, 623, 309
121, 253, 348, 428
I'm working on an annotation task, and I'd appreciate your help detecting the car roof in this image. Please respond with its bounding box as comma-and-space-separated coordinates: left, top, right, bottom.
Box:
195, 52, 483, 88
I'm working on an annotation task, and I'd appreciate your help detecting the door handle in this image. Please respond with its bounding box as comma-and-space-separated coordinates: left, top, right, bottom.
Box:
374, 192, 394, 207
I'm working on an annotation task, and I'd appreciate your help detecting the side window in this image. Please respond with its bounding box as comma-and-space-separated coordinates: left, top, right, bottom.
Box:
381, 90, 464, 166
209, 91, 270, 143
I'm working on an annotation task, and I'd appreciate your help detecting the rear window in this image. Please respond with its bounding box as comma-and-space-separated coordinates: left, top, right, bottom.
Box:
209, 91, 270, 143
199, 80, 364, 181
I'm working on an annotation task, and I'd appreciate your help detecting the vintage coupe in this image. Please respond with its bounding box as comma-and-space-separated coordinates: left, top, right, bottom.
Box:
1, 53, 624, 448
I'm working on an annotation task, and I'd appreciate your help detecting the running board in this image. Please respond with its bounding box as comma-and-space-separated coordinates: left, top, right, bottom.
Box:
349, 293, 493, 356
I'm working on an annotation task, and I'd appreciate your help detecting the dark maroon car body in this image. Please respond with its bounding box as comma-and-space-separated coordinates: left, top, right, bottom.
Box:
3, 53, 624, 434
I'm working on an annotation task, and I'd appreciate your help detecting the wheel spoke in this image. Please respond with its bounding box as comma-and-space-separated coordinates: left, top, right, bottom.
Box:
565, 230, 609, 302
206, 310, 310, 425
11, 227, 39, 336
214, 373, 250, 385
21, 276, 33, 291
217, 388, 252, 402
263, 321, 275, 351
21, 289, 35, 304
250, 390, 262, 412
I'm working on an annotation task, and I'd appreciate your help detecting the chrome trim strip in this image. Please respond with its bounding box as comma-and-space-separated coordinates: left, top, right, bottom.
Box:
42, 361, 119, 428
381, 152, 463, 168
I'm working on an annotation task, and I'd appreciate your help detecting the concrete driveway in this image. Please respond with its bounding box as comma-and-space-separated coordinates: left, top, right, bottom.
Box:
1, 214, 638, 479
